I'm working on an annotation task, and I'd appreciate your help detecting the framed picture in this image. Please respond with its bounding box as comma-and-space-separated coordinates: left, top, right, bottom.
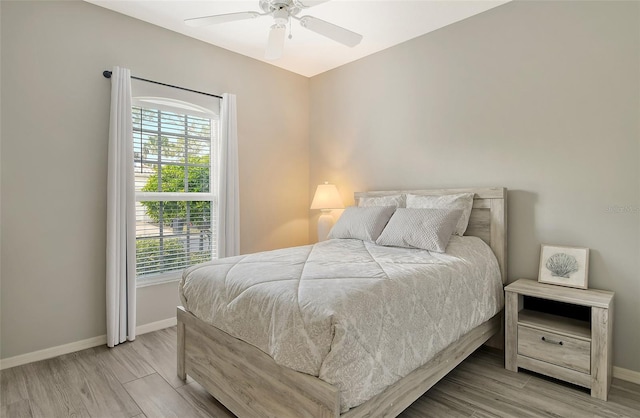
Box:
538, 245, 589, 289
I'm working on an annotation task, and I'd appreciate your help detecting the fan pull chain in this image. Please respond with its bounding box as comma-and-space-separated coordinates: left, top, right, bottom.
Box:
288, 19, 293, 39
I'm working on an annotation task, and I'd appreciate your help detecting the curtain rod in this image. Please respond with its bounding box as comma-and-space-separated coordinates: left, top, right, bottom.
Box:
102, 70, 223, 99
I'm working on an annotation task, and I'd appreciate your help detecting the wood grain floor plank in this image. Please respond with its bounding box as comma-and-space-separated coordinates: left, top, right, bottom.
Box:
123, 373, 207, 418
396, 406, 427, 418
522, 373, 639, 418
1, 398, 33, 418
400, 391, 472, 418
58, 349, 142, 418
470, 410, 501, 418
453, 349, 531, 389
608, 378, 640, 412
1, 366, 29, 405
426, 378, 545, 418
448, 366, 587, 417
409, 387, 476, 418
21, 359, 91, 418
94, 343, 156, 384
175, 381, 236, 418
130, 328, 190, 389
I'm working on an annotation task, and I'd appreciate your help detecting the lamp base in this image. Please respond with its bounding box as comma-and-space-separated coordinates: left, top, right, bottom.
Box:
317, 211, 335, 242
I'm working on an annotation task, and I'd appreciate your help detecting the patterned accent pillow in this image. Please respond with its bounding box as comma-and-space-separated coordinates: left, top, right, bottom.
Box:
358, 194, 406, 208
328, 206, 396, 242
376, 208, 463, 252
405, 193, 474, 236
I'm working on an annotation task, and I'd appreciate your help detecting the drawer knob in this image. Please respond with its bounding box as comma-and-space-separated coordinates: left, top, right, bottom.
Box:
541, 336, 563, 346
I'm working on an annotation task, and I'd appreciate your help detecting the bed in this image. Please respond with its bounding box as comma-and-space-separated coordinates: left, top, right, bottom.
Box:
177, 187, 507, 417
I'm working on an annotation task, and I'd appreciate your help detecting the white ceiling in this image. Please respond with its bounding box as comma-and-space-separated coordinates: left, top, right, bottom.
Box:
86, 0, 510, 77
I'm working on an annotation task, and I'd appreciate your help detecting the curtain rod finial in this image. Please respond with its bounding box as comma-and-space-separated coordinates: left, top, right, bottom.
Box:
103, 70, 112, 79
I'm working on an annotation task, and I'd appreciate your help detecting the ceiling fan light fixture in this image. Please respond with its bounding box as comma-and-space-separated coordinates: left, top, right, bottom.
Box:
265, 24, 286, 60
272, 7, 289, 25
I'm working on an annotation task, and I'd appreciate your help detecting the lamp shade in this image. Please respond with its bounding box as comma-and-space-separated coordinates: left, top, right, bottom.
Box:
310, 183, 344, 210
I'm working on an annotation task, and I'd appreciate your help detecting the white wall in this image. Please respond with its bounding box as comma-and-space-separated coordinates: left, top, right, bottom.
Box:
0, 0, 309, 359
309, 0, 639, 372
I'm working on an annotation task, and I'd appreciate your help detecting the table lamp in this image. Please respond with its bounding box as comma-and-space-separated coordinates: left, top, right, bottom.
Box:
310, 182, 344, 241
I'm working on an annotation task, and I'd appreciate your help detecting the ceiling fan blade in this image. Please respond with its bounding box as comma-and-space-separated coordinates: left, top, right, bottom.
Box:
265, 25, 286, 60
298, 16, 362, 47
185, 11, 261, 27
293, 0, 332, 8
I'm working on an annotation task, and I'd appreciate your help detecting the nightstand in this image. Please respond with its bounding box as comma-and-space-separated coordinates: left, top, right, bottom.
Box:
505, 278, 614, 400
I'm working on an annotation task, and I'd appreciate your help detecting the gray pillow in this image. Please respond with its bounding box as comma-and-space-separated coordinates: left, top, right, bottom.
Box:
405, 193, 474, 236
328, 206, 396, 242
358, 194, 406, 208
376, 208, 463, 252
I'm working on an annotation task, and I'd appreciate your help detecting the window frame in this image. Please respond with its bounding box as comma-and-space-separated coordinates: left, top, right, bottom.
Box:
132, 98, 219, 287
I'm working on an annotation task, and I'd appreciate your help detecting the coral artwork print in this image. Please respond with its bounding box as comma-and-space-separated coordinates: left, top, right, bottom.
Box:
545, 253, 579, 278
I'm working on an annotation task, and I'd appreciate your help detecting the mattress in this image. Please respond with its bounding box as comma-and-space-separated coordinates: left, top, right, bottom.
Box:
179, 236, 503, 411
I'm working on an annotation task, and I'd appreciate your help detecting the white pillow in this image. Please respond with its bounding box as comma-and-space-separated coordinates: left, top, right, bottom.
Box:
405, 193, 474, 236
358, 194, 406, 208
328, 206, 396, 242
376, 208, 462, 253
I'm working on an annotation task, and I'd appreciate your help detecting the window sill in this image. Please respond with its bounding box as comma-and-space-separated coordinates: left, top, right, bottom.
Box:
136, 272, 182, 288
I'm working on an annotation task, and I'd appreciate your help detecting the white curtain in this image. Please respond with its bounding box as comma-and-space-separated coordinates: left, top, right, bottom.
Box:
217, 93, 240, 257
106, 66, 136, 347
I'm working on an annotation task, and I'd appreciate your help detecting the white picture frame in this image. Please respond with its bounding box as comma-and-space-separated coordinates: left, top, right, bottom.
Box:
538, 245, 589, 289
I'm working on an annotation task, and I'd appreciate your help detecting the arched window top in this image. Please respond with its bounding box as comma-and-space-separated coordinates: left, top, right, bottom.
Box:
133, 96, 216, 119
131, 77, 220, 119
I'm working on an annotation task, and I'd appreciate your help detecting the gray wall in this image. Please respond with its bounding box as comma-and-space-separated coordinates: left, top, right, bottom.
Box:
309, 1, 639, 372
2, 0, 639, 376
1, 0, 309, 359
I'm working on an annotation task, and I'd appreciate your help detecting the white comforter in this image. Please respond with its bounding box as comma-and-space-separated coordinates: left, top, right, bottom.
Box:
179, 236, 503, 411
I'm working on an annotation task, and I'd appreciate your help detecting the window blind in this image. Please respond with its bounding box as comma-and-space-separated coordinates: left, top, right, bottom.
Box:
132, 105, 219, 281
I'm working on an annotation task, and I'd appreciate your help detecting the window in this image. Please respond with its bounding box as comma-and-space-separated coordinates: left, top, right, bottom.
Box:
132, 100, 219, 284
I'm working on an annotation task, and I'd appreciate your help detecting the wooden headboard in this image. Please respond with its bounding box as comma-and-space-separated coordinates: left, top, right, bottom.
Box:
354, 187, 507, 283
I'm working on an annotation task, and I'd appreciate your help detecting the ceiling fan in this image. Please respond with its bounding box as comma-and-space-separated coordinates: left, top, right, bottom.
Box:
185, 0, 363, 60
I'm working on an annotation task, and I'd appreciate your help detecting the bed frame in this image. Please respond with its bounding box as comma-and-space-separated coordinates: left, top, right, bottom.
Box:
177, 187, 507, 418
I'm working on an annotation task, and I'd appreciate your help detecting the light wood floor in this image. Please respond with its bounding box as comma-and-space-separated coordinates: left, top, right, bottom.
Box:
2, 327, 639, 418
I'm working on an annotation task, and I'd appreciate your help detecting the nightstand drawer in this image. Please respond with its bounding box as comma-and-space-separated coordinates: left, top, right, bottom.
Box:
517, 325, 590, 374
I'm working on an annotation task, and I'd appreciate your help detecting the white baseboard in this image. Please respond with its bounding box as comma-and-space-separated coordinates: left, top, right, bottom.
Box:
136, 317, 177, 335
0, 317, 177, 370
0, 335, 107, 371
613, 366, 640, 385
